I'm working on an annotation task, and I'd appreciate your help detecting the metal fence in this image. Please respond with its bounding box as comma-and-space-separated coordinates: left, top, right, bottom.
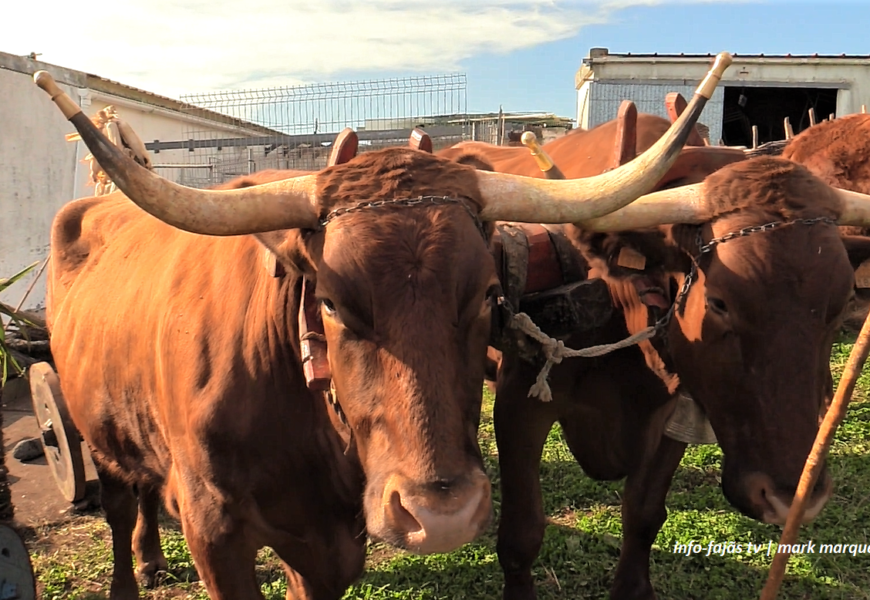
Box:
152, 74, 468, 188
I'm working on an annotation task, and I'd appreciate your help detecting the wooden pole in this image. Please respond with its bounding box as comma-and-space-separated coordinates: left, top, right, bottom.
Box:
759, 310, 870, 600
808, 107, 817, 127
752, 125, 759, 149
783, 117, 794, 140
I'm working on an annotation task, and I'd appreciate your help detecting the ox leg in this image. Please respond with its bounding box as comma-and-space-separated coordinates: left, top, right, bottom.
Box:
273, 520, 366, 599
494, 364, 560, 600
133, 484, 168, 587
180, 507, 262, 600
93, 460, 140, 600
610, 435, 687, 600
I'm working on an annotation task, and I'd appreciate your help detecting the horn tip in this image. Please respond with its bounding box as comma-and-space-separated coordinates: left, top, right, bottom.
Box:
695, 52, 733, 99
521, 131, 538, 148
33, 70, 56, 92
712, 51, 734, 72
33, 70, 81, 120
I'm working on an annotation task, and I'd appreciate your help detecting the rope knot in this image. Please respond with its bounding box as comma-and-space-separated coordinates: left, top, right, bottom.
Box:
507, 310, 656, 403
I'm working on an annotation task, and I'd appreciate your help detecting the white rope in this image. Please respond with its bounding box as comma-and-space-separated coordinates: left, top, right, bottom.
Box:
507, 311, 656, 402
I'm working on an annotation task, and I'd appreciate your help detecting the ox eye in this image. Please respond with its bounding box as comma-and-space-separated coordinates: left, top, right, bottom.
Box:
321, 298, 337, 315
707, 295, 728, 315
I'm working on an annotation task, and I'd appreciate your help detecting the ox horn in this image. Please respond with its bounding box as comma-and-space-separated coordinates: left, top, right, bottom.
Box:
476, 52, 732, 223
33, 71, 318, 236
578, 183, 870, 233
520, 131, 566, 180
834, 189, 870, 226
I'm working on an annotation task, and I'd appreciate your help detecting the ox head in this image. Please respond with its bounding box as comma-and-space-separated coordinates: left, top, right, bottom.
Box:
34, 60, 724, 553
576, 156, 870, 526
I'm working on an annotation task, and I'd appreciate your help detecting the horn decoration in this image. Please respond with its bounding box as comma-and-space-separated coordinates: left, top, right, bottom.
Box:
520, 131, 566, 180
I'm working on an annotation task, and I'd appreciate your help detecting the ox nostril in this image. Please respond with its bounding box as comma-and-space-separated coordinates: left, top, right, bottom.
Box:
387, 490, 423, 534
746, 473, 780, 523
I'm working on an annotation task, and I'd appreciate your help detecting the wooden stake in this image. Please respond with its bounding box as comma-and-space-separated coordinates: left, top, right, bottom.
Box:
808, 107, 817, 126
758, 310, 870, 600
752, 125, 758, 149
783, 117, 793, 140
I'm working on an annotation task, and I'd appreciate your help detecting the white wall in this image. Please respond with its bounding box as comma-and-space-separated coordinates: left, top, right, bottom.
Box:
0, 58, 271, 310
0, 66, 79, 311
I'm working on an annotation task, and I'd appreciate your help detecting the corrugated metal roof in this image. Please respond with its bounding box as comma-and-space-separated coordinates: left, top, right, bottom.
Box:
585, 49, 870, 61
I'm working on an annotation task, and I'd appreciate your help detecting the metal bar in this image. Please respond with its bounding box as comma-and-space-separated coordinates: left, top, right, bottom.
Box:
144, 125, 466, 152
152, 164, 216, 169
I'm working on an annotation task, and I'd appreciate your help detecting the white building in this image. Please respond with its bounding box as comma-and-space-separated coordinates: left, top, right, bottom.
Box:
0, 52, 281, 309
576, 49, 870, 148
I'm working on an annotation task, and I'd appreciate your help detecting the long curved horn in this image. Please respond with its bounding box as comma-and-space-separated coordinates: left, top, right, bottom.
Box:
835, 189, 870, 226
478, 52, 732, 223
580, 183, 708, 231
579, 184, 870, 232
33, 71, 318, 236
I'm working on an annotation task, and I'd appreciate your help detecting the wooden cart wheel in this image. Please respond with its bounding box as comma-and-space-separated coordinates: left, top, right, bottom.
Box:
0, 523, 36, 600
28, 362, 86, 503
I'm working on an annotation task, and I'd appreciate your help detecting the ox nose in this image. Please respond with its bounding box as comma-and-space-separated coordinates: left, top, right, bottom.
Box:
745, 472, 833, 526
380, 470, 491, 554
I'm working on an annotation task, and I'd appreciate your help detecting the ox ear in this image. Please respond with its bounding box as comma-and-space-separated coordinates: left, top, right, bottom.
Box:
451, 150, 495, 172
842, 235, 870, 299
255, 229, 321, 280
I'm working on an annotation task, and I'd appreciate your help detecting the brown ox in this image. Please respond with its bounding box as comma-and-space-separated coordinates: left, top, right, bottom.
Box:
441, 122, 870, 599
33, 70, 704, 600
781, 112, 870, 195
439, 113, 705, 179
782, 113, 870, 326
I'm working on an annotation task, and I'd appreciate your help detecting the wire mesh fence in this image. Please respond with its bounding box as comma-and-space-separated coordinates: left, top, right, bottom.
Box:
151, 74, 469, 187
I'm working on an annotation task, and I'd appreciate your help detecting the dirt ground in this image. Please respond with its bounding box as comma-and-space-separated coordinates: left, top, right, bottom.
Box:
2, 374, 100, 528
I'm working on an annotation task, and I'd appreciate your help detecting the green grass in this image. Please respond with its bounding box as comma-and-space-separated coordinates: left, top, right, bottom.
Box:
25, 335, 870, 599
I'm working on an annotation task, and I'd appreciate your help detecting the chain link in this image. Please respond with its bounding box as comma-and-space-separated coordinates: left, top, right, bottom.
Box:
653, 216, 837, 334
319, 195, 488, 239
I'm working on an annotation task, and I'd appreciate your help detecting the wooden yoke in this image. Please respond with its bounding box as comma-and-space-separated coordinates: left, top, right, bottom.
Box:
327, 127, 360, 166
409, 127, 433, 153
609, 100, 638, 169
299, 128, 359, 392
665, 92, 709, 146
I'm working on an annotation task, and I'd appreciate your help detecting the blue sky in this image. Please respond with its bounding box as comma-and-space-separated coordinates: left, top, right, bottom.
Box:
460, 2, 870, 118
4, 1, 866, 124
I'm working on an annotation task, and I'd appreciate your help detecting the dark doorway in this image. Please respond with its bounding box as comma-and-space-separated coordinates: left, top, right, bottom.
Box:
721, 86, 839, 147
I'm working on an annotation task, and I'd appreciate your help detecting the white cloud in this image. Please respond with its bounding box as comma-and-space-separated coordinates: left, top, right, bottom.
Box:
3, 1, 729, 99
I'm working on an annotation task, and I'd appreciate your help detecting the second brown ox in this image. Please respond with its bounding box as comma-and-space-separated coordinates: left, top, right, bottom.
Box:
441, 113, 870, 599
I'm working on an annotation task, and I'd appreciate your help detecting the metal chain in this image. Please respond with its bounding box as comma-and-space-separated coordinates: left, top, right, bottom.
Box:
319, 195, 488, 240
653, 216, 838, 333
